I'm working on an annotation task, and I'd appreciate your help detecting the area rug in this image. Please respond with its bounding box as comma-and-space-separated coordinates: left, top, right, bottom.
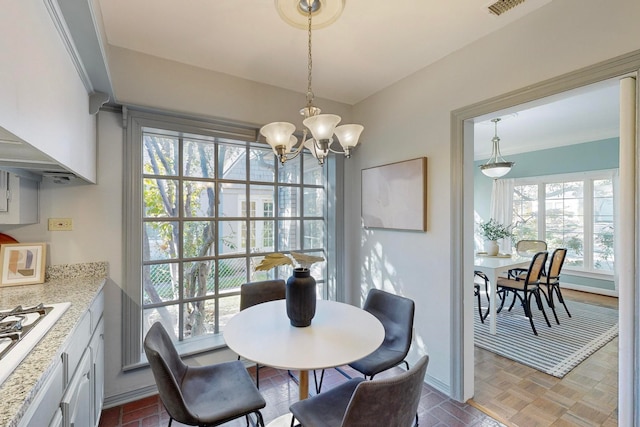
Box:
474, 299, 618, 378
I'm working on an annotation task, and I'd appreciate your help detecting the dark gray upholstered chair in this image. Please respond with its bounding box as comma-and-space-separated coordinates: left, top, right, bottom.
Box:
144, 322, 266, 427
290, 355, 429, 427
496, 251, 551, 335
348, 289, 415, 378
238, 279, 286, 388
240, 279, 286, 311
538, 248, 571, 324
315, 289, 415, 393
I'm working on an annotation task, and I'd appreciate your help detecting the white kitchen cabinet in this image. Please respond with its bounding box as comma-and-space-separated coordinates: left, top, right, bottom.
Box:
91, 318, 105, 426
17, 358, 64, 427
62, 350, 92, 427
0, 171, 39, 224
17, 288, 105, 427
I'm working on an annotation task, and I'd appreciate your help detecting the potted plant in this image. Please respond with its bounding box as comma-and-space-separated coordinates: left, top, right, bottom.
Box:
478, 219, 514, 256
255, 252, 324, 327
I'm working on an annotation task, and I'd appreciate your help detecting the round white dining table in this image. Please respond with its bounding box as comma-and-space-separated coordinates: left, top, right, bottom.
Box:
224, 299, 384, 403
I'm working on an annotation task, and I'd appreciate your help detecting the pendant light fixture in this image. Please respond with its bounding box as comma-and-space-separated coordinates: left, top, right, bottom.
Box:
479, 118, 514, 178
260, 0, 363, 165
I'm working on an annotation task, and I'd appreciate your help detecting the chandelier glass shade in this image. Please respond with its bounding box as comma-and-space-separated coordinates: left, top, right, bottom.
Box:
260, 0, 363, 165
479, 118, 514, 178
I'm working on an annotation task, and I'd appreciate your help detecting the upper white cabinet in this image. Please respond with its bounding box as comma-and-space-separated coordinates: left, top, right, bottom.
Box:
0, 171, 39, 225
0, 1, 99, 183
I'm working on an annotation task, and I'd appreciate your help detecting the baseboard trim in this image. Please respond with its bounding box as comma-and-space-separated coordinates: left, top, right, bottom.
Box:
562, 282, 618, 297
103, 385, 159, 409
425, 373, 450, 397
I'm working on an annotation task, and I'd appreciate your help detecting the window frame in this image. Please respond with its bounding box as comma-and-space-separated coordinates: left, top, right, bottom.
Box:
122, 108, 342, 368
512, 169, 617, 278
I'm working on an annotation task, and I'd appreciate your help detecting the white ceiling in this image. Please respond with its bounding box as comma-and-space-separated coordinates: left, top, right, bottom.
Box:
96, 0, 554, 105
93, 0, 621, 159
473, 78, 620, 159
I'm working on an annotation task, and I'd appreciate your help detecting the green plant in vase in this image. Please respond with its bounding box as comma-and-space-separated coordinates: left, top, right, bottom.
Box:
478, 219, 514, 256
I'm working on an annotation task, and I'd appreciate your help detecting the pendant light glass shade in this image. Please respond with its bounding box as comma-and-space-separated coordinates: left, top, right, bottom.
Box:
304, 138, 329, 162
260, 122, 297, 155
480, 162, 514, 178
302, 114, 342, 141
334, 124, 364, 149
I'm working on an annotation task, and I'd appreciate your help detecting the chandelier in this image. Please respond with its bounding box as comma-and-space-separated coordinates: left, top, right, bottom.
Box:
260, 0, 363, 166
479, 118, 514, 178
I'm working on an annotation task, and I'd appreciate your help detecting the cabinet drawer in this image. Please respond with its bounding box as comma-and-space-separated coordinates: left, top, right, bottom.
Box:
89, 290, 104, 331
63, 311, 91, 386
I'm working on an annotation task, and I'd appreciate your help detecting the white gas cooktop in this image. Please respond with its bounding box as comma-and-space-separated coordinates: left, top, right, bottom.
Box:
0, 302, 71, 386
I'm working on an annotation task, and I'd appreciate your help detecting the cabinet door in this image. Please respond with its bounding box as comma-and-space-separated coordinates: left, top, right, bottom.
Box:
48, 408, 63, 427
17, 358, 64, 427
91, 318, 105, 426
61, 350, 92, 427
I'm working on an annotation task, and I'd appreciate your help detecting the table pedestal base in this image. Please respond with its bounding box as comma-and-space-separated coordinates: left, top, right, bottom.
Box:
267, 413, 294, 427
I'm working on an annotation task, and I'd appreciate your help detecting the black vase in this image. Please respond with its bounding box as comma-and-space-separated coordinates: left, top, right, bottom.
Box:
286, 268, 317, 327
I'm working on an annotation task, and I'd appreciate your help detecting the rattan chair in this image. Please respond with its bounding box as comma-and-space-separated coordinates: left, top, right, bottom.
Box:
538, 248, 571, 324
497, 251, 551, 335
508, 240, 548, 279
144, 322, 266, 427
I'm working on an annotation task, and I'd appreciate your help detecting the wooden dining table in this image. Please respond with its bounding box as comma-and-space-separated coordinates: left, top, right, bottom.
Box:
474, 254, 531, 334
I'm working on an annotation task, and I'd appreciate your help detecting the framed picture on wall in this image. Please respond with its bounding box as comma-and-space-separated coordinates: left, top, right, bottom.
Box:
361, 157, 428, 231
0, 243, 47, 287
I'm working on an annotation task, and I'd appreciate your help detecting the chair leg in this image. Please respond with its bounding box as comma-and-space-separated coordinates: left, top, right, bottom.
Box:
256, 364, 260, 389
554, 286, 572, 318
523, 292, 538, 336
255, 411, 265, 427
507, 291, 518, 311
540, 286, 560, 325
313, 369, 325, 394
533, 290, 552, 328
475, 286, 484, 324
168, 418, 173, 427
403, 360, 410, 370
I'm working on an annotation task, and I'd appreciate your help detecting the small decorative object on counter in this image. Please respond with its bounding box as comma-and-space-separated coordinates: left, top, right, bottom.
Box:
255, 252, 324, 327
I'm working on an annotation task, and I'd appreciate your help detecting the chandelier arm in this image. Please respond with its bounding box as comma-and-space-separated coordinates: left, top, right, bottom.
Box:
327, 143, 347, 154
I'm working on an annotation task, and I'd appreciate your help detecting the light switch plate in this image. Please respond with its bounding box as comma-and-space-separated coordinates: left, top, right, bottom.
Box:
48, 218, 73, 231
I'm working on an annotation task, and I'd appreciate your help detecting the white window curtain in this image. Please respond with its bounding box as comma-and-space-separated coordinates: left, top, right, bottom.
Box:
490, 178, 514, 253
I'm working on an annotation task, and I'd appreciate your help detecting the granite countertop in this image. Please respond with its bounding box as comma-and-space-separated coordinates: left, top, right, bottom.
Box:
0, 262, 108, 427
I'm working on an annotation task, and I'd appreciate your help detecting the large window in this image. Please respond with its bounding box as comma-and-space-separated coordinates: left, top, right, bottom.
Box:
512, 171, 616, 274
124, 111, 334, 365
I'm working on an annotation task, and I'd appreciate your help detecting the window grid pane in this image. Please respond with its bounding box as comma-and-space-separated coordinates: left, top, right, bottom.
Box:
511, 173, 615, 275
141, 128, 328, 342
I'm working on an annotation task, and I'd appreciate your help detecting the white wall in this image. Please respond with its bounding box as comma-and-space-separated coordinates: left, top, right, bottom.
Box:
347, 0, 640, 393
0, 1, 96, 182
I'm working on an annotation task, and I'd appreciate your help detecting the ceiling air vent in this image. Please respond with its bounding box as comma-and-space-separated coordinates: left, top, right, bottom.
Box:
487, 0, 526, 15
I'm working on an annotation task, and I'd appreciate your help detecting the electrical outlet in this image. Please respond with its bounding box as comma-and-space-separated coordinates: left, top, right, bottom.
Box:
48, 218, 73, 231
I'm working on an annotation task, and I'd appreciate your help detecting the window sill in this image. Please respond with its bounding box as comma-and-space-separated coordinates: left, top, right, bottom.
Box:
123, 333, 229, 372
